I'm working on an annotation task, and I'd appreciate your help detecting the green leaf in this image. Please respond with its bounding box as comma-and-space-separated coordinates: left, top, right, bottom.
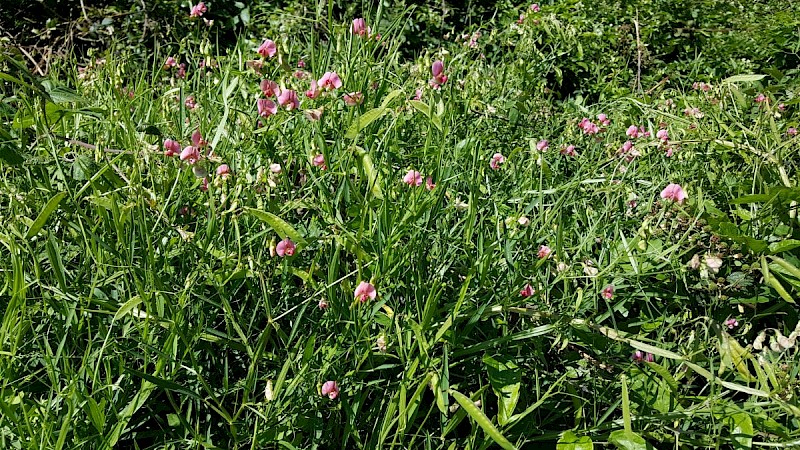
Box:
355, 146, 383, 199
721, 74, 766, 84
557, 431, 593, 450
482, 355, 521, 425
380, 89, 405, 109
726, 413, 753, 449
450, 389, 516, 450
769, 240, 800, 254
608, 430, 654, 450
244, 208, 307, 246
345, 107, 386, 139
0, 143, 24, 165
26, 191, 67, 239
113, 296, 143, 321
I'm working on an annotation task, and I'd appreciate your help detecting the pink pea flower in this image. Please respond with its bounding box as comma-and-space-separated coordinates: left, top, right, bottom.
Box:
305, 79, 320, 99
656, 129, 669, 141
413, 89, 423, 101
536, 139, 549, 151
754, 93, 766, 103
560, 144, 576, 156
176, 63, 187, 79
425, 176, 436, 191
530, 3, 540, 11
191, 130, 207, 148
601, 285, 615, 300
200, 177, 209, 192
180, 146, 200, 165
597, 113, 610, 126
318, 72, 343, 91
517, 14, 525, 24
537, 245, 552, 259
430, 60, 448, 88
276, 238, 296, 257
258, 99, 278, 117
321, 381, 339, 399
352, 18, 371, 37
312, 154, 327, 170
293, 70, 306, 79
189, 2, 207, 17
318, 299, 329, 309
269, 163, 282, 174
626, 125, 639, 138
660, 183, 687, 204
520, 284, 534, 297
257, 39, 277, 58
724, 318, 739, 329
163, 139, 181, 157
260, 79, 280, 97
354, 281, 377, 302
403, 170, 423, 187
489, 152, 505, 170
216, 164, 231, 178
578, 118, 599, 135
164, 57, 177, 69
297, 59, 306, 68
303, 108, 323, 121
632, 351, 654, 363
788, 127, 797, 136
343, 92, 364, 106
277, 89, 300, 111
184, 95, 198, 110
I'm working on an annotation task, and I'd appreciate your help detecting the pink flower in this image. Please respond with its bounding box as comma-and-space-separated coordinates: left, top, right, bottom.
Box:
276, 238, 296, 257
632, 351, 654, 363
189, 2, 207, 17
601, 285, 615, 300
297, 59, 306, 68
318, 72, 343, 91
176, 63, 187, 79
788, 127, 798, 136
530, 3, 540, 11
191, 130, 207, 148
778, 103, 786, 112
260, 79, 280, 97
517, 14, 525, 24
184, 95, 198, 110
318, 299, 329, 309
430, 60, 448, 88
626, 125, 639, 138
180, 146, 200, 165
536, 139, 549, 151
269, 163, 282, 174
621, 140, 633, 152
425, 176, 436, 191
597, 113, 610, 126
293, 70, 306, 79
277, 89, 300, 111
754, 93, 766, 103
656, 129, 669, 141
163, 139, 181, 157
560, 144, 576, 156
200, 177, 209, 192
216, 164, 231, 178
578, 118, 599, 135
164, 57, 177, 69
303, 108, 323, 121
257, 39, 277, 58
352, 18, 371, 37
520, 284, 534, 297
258, 99, 278, 117
305, 79, 320, 99
537, 245, 552, 259
312, 154, 327, 170
724, 318, 739, 329
343, 92, 364, 106
660, 183, 687, 204
354, 281, 377, 302
403, 170, 423, 187
489, 152, 505, 170
413, 89, 423, 101
321, 381, 339, 399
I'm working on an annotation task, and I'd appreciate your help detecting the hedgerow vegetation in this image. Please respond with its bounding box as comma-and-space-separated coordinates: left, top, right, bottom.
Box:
2, 0, 800, 448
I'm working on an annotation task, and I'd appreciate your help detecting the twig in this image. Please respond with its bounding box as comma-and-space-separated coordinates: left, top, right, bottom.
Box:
633, 10, 642, 93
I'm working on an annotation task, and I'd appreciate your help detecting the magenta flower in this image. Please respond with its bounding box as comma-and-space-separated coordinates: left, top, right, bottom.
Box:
318, 299, 329, 309
277, 89, 300, 111
189, 2, 207, 17
520, 284, 534, 297
597, 113, 610, 126
191, 130, 207, 148
560, 144, 576, 157
180, 146, 200, 165
724, 318, 739, 329
200, 177, 209, 192
354, 281, 377, 302
276, 238, 296, 257
626, 125, 639, 138
413, 89, 423, 101
312, 154, 327, 170
536, 139, 549, 151
578, 118, 600, 135
530, 3, 540, 11
632, 351, 654, 363
258, 99, 278, 118
352, 18, 371, 37
257, 39, 277, 58
425, 176, 436, 191
403, 170, 423, 187
660, 183, 687, 204
305, 79, 320, 99
601, 285, 615, 300
163, 139, 181, 157
656, 129, 669, 141
321, 381, 339, 399
788, 128, 797, 136
754, 93, 766, 103
430, 60, 448, 88
537, 245, 552, 259
176, 63, 187, 79
184, 95, 198, 110
343, 92, 364, 106
216, 164, 231, 178
260, 79, 279, 97
297, 59, 306, 68
164, 57, 177, 69
318, 72, 343, 91
489, 152, 505, 170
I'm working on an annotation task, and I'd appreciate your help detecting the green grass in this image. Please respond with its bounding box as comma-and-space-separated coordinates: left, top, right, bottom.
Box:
2, 3, 800, 449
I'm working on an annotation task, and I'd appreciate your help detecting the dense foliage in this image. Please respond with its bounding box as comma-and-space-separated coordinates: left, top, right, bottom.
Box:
2, 1, 800, 448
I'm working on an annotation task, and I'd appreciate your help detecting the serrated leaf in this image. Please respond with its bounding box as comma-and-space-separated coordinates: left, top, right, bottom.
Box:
244, 208, 307, 247
345, 107, 386, 139
450, 389, 516, 450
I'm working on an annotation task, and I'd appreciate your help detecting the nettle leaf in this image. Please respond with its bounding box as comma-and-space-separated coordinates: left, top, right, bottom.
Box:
482, 355, 521, 425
